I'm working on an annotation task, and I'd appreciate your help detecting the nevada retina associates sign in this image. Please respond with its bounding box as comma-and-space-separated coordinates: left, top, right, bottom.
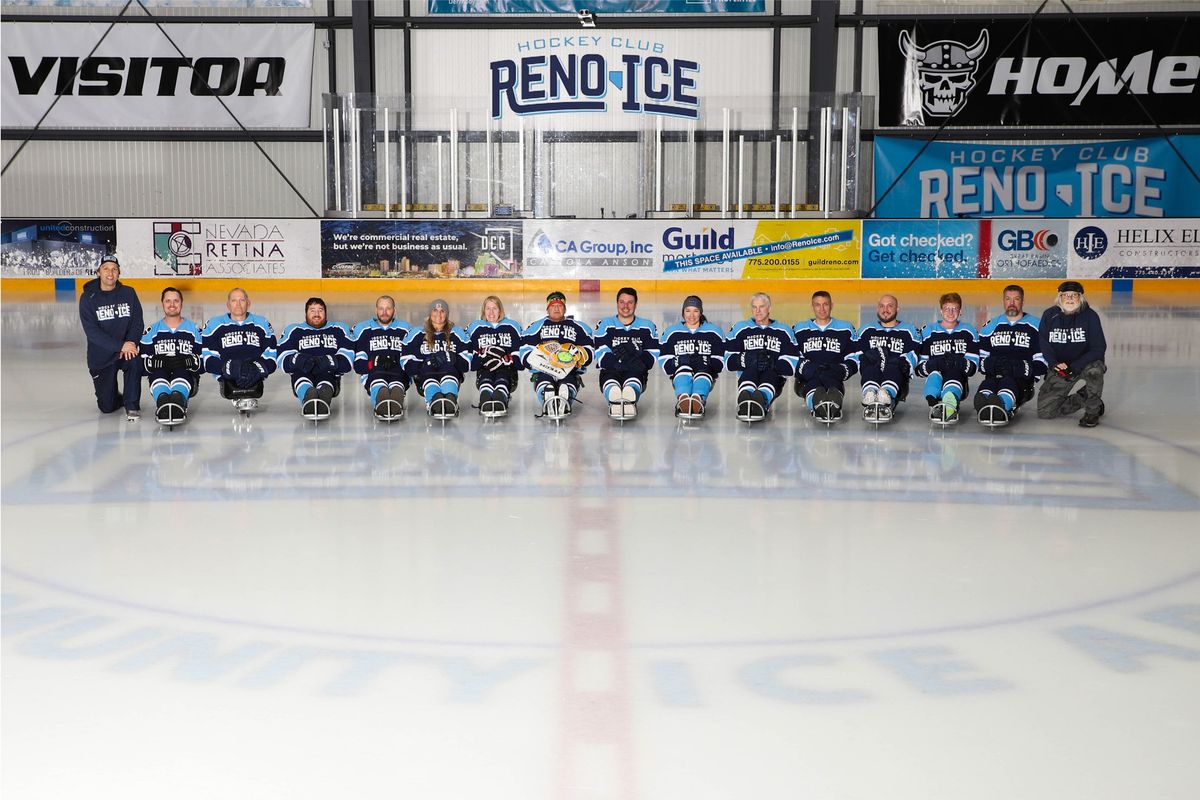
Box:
878, 19, 1200, 127
1, 22, 314, 128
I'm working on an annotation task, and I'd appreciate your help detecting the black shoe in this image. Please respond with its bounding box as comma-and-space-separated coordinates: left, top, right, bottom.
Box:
1080, 411, 1100, 428
1097, 400, 1106, 418
736, 388, 753, 405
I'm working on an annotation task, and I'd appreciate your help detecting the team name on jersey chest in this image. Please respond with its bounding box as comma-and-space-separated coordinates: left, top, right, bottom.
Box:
802, 336, 842, 354
478, 332, 514, 349
990, 330, 1032, 349
927, 335, 968, 357
369, 334, 406, 351
220, 330, 262, 348
610, 334, 642, 348
744, 333, 782, 352
96, 302, 131, 321
154, 337, 195, 356
299, 333, 340, 350
675, 339, 713, 356
865, 333, 909, 354
541, 323, 578, 342
1049, 328, 1088, 344
421, 339, 458, 355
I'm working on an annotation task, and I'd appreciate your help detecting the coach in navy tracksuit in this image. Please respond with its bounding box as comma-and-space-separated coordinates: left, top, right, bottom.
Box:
79, 256, 143, 418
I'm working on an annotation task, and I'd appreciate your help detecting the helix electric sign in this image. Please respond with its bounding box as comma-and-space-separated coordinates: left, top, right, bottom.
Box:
491, 36, 699, 119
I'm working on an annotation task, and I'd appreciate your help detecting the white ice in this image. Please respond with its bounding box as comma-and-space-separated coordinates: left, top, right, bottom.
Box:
3, 287, 1199, 800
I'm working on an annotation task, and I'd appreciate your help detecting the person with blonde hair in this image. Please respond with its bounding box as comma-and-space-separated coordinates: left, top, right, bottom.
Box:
401, 299, 471, 419
466, 295, 523, 418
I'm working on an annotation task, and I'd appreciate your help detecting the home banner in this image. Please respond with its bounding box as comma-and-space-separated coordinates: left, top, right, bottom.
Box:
1, 23, 314, 128
878, 19, 1199, 127
873, 135, 1200, 218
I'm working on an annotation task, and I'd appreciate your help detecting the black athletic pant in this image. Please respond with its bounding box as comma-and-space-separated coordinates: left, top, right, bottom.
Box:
90, 357, 141, 413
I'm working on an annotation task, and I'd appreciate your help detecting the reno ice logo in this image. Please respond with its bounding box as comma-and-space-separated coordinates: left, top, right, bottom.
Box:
899, 29, 989, 118
1073, 226, 1109, 260
490, 38, 699, 120
998, 228, 1059, 252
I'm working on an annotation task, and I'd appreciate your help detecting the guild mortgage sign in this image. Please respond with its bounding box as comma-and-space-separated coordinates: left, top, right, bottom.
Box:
491, 36, 699, 119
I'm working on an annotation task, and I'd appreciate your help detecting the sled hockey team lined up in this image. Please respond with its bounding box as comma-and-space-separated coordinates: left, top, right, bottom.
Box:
80, 256, 1108, 430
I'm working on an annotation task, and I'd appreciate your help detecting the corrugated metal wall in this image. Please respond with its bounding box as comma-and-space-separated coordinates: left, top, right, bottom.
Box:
2, 2, 1191, 219
0, 139, 324, 217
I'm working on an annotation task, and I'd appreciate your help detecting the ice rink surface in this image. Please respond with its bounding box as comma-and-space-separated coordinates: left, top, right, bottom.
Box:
3, 286, 1198, 800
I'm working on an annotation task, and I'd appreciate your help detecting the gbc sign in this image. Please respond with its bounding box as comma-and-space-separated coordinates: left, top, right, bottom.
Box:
997, 229, 1059, 252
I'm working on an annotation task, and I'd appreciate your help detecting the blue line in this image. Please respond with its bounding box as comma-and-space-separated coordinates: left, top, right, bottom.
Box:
5, 564, 1197, 651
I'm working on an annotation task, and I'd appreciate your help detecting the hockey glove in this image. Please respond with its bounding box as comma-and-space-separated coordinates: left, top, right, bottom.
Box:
370, 353, 400, 372
315, 354, 341, 378
679, 353, 707, 372
223, 359, 243, 382
754, 350, 777, 373
145, 355, 166, 372
1005, 359, 1032, 380
800, 360, 821, 381
612, 342, 641, 370
942, 353, 968, 377
425, 350, 451, 372
1054, 364, 1076, 381
235, 360, 262, 389
183, 354, 201, 373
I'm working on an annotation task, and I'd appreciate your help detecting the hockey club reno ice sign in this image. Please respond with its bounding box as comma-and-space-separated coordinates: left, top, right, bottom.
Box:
491, 36, 699, 119
879, 20, 1200, 127
1, 22, 315, 129
873, 136, 1200, 219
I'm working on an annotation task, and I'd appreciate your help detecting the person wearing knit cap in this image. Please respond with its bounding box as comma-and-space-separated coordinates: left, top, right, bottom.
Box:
520, 291, 595, 420
792, 290, 858, 423
724, 292, 799, 423
974, 284, 1046, 427
1037, 281, 1107, 427
466, 295, 524, 418
401, 298, 472, 419
79, 255, 144, 420
277, 297, 355, 421
352, 295, 413, 421
659, 295, 725, 418
593, 287, 659, 421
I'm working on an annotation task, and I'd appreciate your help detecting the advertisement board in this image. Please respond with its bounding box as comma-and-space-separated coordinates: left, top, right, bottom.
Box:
878, 19, 1200, 127
874, 136, 1200, 219
987, 219, 1069, 279
862, 220, 983, 279
321, 220, 522, 279
524, 220, 860, 280
1, 219, 117, 278
1068, 219, 1200, 278
431, 1, 763, 11
1, 23, 314, 129
114, 218, 320, 278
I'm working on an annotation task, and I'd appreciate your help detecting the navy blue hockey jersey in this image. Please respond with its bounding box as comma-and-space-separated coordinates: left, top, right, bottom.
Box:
201, 313, 277, 377
658, 321, 726, 377
593, 315, 660, 373
277, 321, 355, 375
724, 320, 798, 375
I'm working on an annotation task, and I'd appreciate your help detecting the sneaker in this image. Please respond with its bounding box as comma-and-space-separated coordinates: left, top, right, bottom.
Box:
125, 409, 140, 422
1080, 411, 1101, 428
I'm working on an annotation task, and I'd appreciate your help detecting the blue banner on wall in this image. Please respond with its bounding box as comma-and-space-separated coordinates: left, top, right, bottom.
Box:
862, 220, 983, 278
873, 135, 1200, 219
431, 1, 763, 11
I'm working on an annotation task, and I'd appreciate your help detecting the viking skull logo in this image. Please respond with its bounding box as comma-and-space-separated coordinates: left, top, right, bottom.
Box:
899, 29, 989, 118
